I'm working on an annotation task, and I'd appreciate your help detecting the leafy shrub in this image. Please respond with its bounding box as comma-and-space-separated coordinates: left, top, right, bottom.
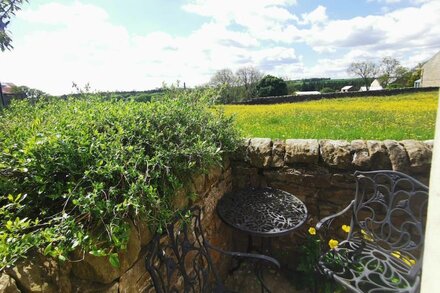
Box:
0, 88, 239, 269
320, 87, 334, 94
257, 75, 288, 97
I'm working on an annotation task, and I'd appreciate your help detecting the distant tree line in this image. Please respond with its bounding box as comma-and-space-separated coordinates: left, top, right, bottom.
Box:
208, 66, 288, 103
347, 57, 422, 91
286, 78, 367, 93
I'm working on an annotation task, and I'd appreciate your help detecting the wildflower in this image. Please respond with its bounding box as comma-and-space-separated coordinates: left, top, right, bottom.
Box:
328, 239, 339, 249
403, 258, 416, 266
391, 250, 416, 266
308, 227, 316, 235
341, 225, 351, 233
361, 229, 374, 241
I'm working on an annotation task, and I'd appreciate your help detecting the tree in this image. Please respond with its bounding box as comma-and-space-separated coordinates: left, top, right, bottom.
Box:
209, 69, 236, 87
209, 69, 237, 104
405, 63, 423, 88
1, 0, 28, 51
347, 61, 379, 91
11, 85, 47, 100
235, 66, 263, 99
378, 57, 408, 88
257, 75, 288, 97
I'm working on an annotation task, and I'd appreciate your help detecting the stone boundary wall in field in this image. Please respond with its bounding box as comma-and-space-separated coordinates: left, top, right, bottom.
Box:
236, 87, 439, 105
0, 160, 233, 293
230, 138, 433, 265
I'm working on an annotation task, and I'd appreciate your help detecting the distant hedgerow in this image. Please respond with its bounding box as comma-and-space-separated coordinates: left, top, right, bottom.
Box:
0, 88, 239, 269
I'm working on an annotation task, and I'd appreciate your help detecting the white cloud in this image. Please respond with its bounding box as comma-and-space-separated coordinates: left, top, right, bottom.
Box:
298, 1, 440, 60
299, 5, 328, 25
2, 0, 439, 94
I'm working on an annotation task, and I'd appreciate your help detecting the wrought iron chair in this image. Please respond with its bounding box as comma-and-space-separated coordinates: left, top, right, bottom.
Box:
144, 206, 280, 293
316, 171, 429, 293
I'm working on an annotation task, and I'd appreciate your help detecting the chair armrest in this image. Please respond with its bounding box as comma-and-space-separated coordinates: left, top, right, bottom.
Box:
205, 241, 281, 269
316, 200, 355, 231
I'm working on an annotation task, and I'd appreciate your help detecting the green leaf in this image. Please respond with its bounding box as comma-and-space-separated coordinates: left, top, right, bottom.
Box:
109, 253, 120, 268
44, 243, 53, 255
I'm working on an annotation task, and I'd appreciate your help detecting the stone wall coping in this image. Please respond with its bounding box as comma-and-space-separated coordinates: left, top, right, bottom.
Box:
237, 138, 433, 173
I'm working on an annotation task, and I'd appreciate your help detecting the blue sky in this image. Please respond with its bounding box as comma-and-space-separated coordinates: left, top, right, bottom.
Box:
1, 0, 439, 94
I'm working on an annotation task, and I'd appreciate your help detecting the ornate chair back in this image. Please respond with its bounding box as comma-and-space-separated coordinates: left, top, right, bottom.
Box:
145, 206, 224, 293
349, 171, 429, 269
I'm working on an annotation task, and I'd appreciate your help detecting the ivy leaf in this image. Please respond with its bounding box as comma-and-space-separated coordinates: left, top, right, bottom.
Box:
44, 243, 53, 255
109, 253, 120, 268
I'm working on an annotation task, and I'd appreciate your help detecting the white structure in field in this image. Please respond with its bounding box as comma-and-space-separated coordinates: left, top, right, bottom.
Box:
341, 85, 354, 92
295, 91, 321, 95
359, 79, 383, 91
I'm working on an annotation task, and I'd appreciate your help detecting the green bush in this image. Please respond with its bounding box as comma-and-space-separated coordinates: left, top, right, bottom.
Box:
257, 75, 288, 97
320, 87, 334, 94
0, 88, 239, 269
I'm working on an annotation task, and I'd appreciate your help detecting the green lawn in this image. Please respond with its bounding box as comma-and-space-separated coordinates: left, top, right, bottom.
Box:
223, 91, 439, 140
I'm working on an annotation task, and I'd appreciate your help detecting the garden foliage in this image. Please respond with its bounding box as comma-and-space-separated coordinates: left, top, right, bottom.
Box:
0, 88, 239, 269
257, 75, 288, 97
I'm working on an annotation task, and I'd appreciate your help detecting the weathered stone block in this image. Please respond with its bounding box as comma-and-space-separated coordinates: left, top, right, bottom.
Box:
6, 253, 68, 293
231, 139, 250, 162
207, 165, 223, 187
0, 273, 20, 293
263, 168, 303, 185
330, 173, 357, 189
247, 138, 272, 168
319, 140, 352, 169
351, 140, 371, 170
285, 139, 319, 164
424, 140, 434, 151
134, 218, 154, 246
70, 278, 119, 293
383, 140, 410, 172
367, 140, 392, 170
72, 221, 141, 284
119, 250, 151, 293
401, 140, 432, 173
190, 173, 206, 195
271, 140, 285, 167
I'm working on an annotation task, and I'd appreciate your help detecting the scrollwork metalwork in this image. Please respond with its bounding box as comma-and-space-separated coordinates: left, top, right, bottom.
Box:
145, 207, 224, 293
318, 171, 429, 293
217, 187, 308, 236
145, 206, 280, 293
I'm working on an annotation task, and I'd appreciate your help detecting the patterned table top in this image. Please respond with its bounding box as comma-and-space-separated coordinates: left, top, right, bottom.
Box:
217, 187, 308, 237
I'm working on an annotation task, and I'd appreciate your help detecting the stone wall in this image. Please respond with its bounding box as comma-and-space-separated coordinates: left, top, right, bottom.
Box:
230, 138, 433, 266
0, 138, 434, 292
236, 87, 439, 105
0, 160, 233, 293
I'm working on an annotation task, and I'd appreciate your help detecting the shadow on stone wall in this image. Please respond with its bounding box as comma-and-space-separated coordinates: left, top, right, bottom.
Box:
230, 138, 433, 268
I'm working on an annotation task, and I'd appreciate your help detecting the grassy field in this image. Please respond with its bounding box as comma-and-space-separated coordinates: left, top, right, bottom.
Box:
223, 91, 438, 140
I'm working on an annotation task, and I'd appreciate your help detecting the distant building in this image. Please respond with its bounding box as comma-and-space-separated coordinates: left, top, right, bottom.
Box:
414, 79, 421, 88
341, 85, 355, 92
359, 79, 383, 91
0, 82, 16, 94
421, 51, 440, 87
295, 91, 321, 95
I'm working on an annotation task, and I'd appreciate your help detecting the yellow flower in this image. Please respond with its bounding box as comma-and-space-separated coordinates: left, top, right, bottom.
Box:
328, 239, 339, 249
391, 250, 416, 266
308, 227, 316, 235
361, 229, 374, 241
341, 225, 351, 233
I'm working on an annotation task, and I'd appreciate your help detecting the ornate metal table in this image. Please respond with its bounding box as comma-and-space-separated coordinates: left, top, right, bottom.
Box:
217, 187, 308, 237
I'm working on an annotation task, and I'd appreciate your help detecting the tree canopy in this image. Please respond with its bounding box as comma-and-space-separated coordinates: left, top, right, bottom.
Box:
257, 75, 288, 97
1, 0, 27, 51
